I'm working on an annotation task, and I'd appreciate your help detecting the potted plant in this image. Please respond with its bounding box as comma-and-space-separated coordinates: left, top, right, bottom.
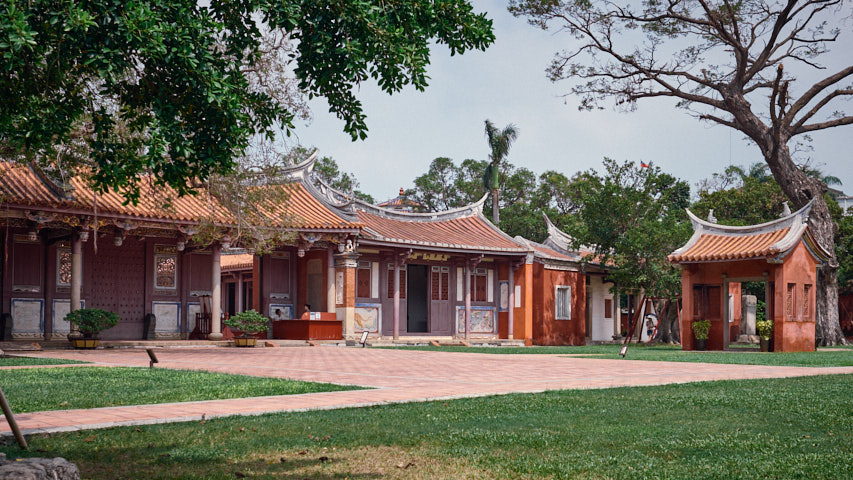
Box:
692, 319, 711, 351
224, 310, 268, 347
755, 299, 772, 352
64, 308, 119, 349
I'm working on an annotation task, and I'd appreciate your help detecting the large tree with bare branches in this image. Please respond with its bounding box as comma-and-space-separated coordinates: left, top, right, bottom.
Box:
510, 0, 851, 344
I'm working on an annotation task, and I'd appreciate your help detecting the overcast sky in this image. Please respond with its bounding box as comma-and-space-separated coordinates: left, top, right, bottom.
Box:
292, 0, 853, 204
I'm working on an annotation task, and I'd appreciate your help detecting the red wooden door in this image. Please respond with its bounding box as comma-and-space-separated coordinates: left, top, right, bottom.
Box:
91, 238, 146, 339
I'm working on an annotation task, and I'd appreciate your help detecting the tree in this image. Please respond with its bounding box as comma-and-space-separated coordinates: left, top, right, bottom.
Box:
313, 156, 375, 205
510, 0, 851, 344
558, 159, 692, 342
0, 0, 494, 202
483, 120, 520, 224
692, 163, 789, 225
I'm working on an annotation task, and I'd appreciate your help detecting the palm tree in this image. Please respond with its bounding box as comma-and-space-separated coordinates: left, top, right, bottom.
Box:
483, 120, 519, 224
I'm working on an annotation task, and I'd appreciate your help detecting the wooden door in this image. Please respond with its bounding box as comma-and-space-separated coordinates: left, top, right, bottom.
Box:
91, 238, 146, 339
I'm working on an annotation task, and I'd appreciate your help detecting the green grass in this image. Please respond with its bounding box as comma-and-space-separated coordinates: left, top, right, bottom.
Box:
3, 375, 851, 479
0, 367, 361, 413
384, 344, 853, 366
0, 356, 88, 366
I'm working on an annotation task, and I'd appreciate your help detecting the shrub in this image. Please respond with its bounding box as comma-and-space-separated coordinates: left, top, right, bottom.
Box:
692, 320, 711, 340
224, 310, 269, 337
64, 308, 119, 337
756, 318, 774, 341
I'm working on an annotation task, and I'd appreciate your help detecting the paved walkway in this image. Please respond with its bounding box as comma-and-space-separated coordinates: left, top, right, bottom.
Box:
3, 347, 852, 436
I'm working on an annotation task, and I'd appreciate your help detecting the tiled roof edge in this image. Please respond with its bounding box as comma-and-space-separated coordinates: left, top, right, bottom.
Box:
685, 198, 814, 236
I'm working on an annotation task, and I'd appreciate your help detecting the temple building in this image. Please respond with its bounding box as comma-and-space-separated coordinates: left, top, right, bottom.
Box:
1, 155, 610, 346
669, 201, 831, 352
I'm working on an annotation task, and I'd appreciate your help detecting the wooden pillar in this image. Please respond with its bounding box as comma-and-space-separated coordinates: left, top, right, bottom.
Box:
507, 262, 515, 340
327, 247, 336, 313
523, 255, 533, 343
70, 232, 82, 312
464, 261, 471, 340
393, 254, 401, 340
209, 243, 223, 340
236, 273, 243, 313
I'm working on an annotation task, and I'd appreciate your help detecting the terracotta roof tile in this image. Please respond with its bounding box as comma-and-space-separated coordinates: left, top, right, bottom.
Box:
0, 162, 232, 223
357, 210, 526, 252
221, 253, 254, 270
669, 229, 790, 262
253, 183, 361, 230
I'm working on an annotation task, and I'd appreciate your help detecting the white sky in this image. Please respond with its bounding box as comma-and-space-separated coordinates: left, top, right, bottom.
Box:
291, 0, 853, 203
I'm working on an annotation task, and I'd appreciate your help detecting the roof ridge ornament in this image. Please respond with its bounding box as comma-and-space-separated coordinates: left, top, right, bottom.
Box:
707, 209, 717, 223
781, 201, 791, 218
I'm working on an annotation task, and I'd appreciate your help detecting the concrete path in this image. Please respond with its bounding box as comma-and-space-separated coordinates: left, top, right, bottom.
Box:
3, 347, 852, 436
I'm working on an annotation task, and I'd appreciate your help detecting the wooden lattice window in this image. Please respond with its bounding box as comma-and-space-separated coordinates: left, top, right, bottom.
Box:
469, 268, 488, 302
356, 261, 371, 298
787, 283, 796, 320
802, 284, 812, 320
387, 264, 406, 299
154, 254, 177, 289
57, 248, 72, 286
431, 266, 450, 300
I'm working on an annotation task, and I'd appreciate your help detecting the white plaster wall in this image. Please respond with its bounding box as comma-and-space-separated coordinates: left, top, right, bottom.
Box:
589, 277, 615, 342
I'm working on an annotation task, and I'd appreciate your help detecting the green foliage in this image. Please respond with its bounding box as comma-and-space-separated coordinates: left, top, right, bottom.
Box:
692, 320, 711, 340
408, 157, 549, 239
555, 158, 691, 297
224, 310, 269, 335
692, 163, 788, 225
0, 0, 494, 202
757, 318, 774, 341
312, 154, 374, 204
64, 308, 119, 337
0, 366, 360, 413
837, 210, 853, 293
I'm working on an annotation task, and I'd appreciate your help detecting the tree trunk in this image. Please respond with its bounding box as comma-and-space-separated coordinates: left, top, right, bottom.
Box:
492, 188, 500, 224
762, 142, 846, 345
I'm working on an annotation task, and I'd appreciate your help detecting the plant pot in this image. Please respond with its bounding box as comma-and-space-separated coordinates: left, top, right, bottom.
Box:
234, 337, 256, 348
72, 338, 99, 349
695, 338, 707, 351
759, 338, 769, 352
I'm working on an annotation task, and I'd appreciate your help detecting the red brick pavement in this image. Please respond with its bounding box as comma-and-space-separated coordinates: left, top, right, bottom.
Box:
3, 347, 852, 435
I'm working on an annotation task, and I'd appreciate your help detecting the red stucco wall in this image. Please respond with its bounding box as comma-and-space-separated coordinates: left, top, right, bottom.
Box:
531, 263, 586, 345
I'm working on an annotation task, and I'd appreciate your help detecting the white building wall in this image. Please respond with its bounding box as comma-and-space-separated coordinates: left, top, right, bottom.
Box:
589, 276, 615, 341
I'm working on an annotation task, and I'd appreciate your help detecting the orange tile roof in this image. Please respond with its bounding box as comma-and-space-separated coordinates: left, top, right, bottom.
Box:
252, 183, 362, 230
668, 229, 790, 262
221, 253, 254, 270
668, 203, 826, 263
0, 162, 233, 223
356, 209, 527, 253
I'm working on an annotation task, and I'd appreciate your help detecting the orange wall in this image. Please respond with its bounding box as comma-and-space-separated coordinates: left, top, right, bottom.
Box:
774, 242, 817, 352
681, 259, 779, 351
531, 263, 586, 345
680, 239, 818, 352
512, 262, 533, 342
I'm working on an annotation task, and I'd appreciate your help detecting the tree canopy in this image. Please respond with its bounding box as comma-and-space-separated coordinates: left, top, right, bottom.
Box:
510, 0, 852, 344
558, 159, 691, 298
0, 0, 494, 202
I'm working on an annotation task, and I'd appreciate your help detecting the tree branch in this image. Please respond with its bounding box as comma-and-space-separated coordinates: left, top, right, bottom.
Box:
796, 115, 853, 134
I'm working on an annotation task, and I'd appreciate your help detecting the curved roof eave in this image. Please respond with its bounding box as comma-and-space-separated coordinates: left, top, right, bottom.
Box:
685, 198, 814, 235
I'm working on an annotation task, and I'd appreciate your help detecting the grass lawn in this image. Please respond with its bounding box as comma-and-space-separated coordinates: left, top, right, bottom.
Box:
0, 367, 361, 413
2, 374, 851, 479
0, 356, 88, 366
384, 344, 853, 366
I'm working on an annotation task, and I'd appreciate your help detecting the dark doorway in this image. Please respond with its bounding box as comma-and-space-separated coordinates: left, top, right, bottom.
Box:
407, 265, 429, 333
227, 283, 236, 316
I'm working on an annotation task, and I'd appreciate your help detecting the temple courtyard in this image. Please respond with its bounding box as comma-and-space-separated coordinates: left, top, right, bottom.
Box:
3, 346, 853, 436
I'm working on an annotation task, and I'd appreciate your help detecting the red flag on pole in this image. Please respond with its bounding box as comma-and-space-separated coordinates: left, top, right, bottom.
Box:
640, 161, 649, 168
